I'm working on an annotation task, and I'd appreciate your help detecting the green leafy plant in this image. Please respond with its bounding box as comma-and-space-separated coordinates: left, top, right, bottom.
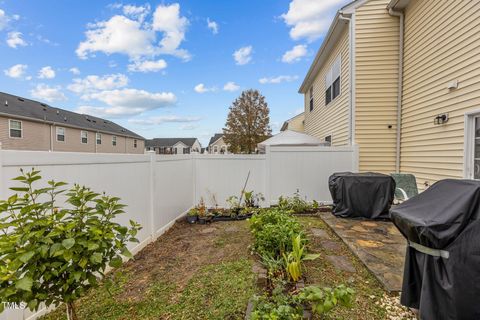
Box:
243, 191, 265, 208
249, 209, 302, 258
282, 235, 319, 282
297, 285, 355, 315
277, 190, 317, 214
0, 169, 141, 320
250, 284, 303, 320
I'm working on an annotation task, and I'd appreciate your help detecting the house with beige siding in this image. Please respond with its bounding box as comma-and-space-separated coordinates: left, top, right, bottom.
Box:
145, 138, 201, 154
207, 133, 229, 154
0, 92, 144, 153
300, 0, 480, 189
280, 112, 304, 132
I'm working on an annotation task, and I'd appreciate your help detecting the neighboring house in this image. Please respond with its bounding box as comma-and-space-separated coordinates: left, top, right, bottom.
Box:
145, 138, 201, 154
280, 112, 304, 132
207, 133, 229, 154
299, 0, 480, 189
0, 92, 144, 153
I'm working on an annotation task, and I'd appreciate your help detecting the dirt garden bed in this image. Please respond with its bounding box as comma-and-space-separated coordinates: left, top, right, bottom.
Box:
41, 213, 415, 320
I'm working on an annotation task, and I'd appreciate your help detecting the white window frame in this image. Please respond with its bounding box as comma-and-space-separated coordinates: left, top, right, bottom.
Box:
8, 119, 22, 139
309, 86, 314, 112
325, 55, 341, 106
56, 127, 65, 142
213, 145, 218, 153
81, 131, 88, 144
96, 132, 102, 145
112, 135, 117, 146
464, 111, 480, 179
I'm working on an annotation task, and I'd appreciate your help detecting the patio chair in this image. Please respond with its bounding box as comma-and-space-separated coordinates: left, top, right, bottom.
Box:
390, 173, 418, 203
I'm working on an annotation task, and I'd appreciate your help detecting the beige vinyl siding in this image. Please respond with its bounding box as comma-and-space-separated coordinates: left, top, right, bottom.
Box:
355, 0, 399, 173
400, 0, 480, 188
0, 117, 50, 151
286, 113, 305, 132
304, 27, 350, 146
0, 116, 144, 154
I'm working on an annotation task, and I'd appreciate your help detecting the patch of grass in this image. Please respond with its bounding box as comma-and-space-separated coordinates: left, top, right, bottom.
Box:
172, 259, 255, 319
41, 259, 254, 320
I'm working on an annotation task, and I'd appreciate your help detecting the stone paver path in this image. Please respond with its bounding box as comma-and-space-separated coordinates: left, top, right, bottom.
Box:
318, 212, 406, 292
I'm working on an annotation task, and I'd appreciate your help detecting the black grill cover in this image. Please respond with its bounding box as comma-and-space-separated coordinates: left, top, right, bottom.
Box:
390, 179, 480, 320
328, 172, 395, 219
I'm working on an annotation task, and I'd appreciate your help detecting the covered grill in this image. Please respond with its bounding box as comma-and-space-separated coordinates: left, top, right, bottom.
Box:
390, 179, 480, 320
328, 172, 395, 219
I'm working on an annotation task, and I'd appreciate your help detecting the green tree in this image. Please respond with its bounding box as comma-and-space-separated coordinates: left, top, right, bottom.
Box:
0, 169, 141, 320
223, 89, 272, 153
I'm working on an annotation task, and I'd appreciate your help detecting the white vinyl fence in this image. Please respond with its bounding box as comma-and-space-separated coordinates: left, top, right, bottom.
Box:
0, 145, 358, 320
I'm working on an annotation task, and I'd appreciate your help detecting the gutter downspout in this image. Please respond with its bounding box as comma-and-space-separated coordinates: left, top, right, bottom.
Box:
389, 8, 404, 173
339, 11, 354, 146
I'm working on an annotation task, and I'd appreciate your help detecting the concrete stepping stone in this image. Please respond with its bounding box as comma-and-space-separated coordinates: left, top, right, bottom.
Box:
320, 240, 342, 252
311, 228, 329, 239
326, 255, 356, 273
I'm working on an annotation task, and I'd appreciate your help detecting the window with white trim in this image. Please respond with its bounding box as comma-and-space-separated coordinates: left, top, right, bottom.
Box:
81, 131, 88, 144
324, 135, 332, 146
112, 136, 117, 146
325, 55, 341, 105
56, 127, 65, 142
96, 133, 102, 145
309, 86, 314, 112
213, 145, 218, 153
9, 119, 22, 138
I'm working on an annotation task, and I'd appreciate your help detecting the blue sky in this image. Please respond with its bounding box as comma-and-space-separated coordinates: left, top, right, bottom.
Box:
0, 0, 348, 145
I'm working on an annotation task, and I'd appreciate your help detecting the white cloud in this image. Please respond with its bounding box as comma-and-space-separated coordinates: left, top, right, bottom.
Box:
122, 4, 151, 23
0, 9, 8, 30
4, 64, 27, 79
0, 9, 19, 31
194, 83, 216, 93
152, 3, 190, 60
127, 59, 167, 72
259, 75, 299, 84
38, 66, 56, 79
207, 18, 218, 34
180, 124, 198, 130
68, 74, 129, 95
281, 0, 348, 41
30, 84, 67, 102
76, 15, 156, 60
69, 67, 80, 75
6, 31, 27, 48
79, 88, 176, 117
282, 44, 307, 63
223, 81, 240, 92
233, 46, 253, 65
76, 3, 190, 62
129, 115, 200, 125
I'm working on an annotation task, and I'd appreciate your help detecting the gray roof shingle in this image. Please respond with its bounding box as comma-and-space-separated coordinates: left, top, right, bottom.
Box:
208, 133, 223, 146
145, 138, 198, 148
0, 92, 144, 139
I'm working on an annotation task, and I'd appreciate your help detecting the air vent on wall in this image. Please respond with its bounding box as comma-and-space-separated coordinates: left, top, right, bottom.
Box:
4, 100, 8, 106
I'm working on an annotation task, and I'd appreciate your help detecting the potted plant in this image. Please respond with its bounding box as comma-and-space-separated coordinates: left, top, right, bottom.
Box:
186, 207, 199, 224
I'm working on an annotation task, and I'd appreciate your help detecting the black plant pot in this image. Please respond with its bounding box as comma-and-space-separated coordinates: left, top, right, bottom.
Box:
186, 215, 198, 224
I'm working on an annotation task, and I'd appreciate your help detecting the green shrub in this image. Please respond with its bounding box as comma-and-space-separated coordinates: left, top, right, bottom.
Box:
250, 284, 355, 319
0, 169, 141, 320
277, 190, 319, 214
249, 209, 302, 258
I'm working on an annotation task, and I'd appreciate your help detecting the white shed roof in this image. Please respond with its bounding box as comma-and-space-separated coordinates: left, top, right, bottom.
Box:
257, 130, 325, 152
